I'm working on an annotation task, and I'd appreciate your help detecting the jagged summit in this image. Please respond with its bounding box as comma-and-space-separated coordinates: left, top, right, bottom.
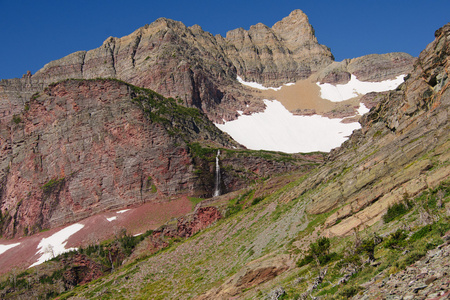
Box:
0, 10, 412, 126
272, 9, 319, 47
224, 9, 333, 84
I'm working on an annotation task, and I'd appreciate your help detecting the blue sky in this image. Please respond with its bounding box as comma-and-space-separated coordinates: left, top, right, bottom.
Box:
1, 0, 448, 80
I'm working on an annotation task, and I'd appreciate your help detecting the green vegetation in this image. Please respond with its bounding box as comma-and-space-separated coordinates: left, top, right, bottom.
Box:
130, 85, 219, 143
225, 189, 255, 217
188, 197, 204, 208
297, 237, 340, 267
0, 228, 155, 299
284, 182, 450, 299
383, 198, 412, 223
12, 115, 22, 124
383, 229, 408, 249
188, 142, 217, 160
31, 92, 40, 100
41, 177, 65, 194
251, 196, 265, 206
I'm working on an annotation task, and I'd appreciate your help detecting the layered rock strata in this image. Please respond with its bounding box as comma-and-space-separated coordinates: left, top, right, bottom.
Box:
288, 23, 450, 236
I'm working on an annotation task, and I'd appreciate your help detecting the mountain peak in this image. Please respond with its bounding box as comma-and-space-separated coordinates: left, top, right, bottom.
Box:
272, 9, 317, 46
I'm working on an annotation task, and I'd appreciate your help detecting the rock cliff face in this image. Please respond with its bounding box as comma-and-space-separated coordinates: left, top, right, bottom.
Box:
0, 79, 203, 237
289, 23, 450, 236
0, 79, 321, 238
220, 9, 333, 85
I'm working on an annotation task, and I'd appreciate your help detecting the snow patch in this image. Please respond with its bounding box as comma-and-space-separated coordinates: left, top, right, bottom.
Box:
116, 209, 130, 214
215, 100, 360, 153
106, 216, 117, 222
317, 74, 405, 102
0, 242, 20, 255
357, 103, 370, 115
237, 76, 294, 91
29, 223, 84, 268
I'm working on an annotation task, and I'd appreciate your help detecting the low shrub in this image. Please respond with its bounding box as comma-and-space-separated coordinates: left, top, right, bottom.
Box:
383, 200, 412, 223
384, 229, 408, 249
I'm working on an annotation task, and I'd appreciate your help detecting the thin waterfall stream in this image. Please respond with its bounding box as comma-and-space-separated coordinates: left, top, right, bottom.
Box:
213, 150, 221, 197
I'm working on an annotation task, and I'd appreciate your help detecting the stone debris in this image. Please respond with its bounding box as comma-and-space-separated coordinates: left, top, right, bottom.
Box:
266, 286, 286, 300
354, 241, 450, 299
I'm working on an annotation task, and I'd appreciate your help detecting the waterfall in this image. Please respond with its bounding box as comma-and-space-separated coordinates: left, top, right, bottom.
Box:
213, 150, 221, 197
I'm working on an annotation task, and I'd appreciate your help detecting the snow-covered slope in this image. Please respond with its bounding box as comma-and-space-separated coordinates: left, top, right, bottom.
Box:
216, 100, 360, 153
317, 74, 405, 102
0, 243, 20, 255
29, 223, 84, 268
215, 75, 406, 153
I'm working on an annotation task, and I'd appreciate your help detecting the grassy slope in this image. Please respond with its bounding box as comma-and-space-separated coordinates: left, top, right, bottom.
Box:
51, 158, 448, 299
0, 135, 447, 299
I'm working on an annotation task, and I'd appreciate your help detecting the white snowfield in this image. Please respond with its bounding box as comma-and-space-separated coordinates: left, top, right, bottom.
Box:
0, 242, 20, 255
317, 74, 406, 102
216, 74, 406, 153
216, 100, 360, 153
29, 223, 84, 268
106, 216, 117, 222
237, 76, 294, 91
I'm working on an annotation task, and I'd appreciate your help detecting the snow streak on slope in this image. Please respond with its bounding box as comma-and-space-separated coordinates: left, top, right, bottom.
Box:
317, 74, 406, 102
237, 76, 294, 91
29, 223, 84, 268
216, 100, 360, 153
0, 243, 20, 255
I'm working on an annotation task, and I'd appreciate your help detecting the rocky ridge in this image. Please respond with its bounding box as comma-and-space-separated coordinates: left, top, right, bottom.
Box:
0, 10, 412, 125
316, 52, 415, 84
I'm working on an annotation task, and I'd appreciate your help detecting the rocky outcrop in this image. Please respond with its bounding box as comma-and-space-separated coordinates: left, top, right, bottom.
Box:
25, 19, 241, 123
197, 254, 293, 299
316, 52, 415, 84
190, 149, 324, 197
220, 9, 333, 85
0, 9, 417, 237
288, 23, 450, 235
0, 10, 414, 127
61, 254, 105, 286
140, 206, 223, 254
355, 239, 450, 299
172, 206, 223, 238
